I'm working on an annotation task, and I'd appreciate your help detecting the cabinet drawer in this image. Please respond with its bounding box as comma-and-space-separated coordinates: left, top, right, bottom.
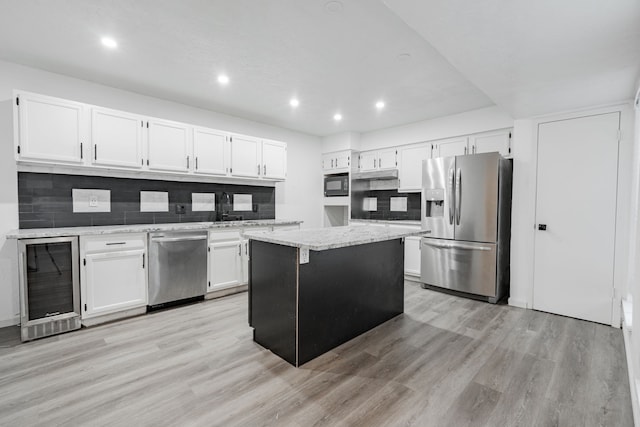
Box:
209, 230, 241, 242
82, 234, 146, 254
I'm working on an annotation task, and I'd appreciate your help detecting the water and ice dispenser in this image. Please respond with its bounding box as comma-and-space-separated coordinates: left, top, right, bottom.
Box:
424, 189, 445, 218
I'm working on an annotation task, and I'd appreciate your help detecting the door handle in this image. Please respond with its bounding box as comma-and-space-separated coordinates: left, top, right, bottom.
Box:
187, 156, 190, 169
455, 168, 462, 225
538, 224, 547, 231
195, 157, 198, 170
374, 158, 377, 168
238, 244, 241, 256
151, 236, 207, 243
423, 240, 492, 251
257, 164, 260, 175
379, 157, 382, 168
447, 167, 455, 225
263, 165, 266, 175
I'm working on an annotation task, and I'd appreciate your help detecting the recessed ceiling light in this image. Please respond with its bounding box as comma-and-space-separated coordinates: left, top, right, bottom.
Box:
100, 37, 118, 49
397, 53, 412, 62
217, 74, 230, 85
290, 98, 300, 108
324, 1, 344, 14
333, 113, 342, 122
375, 101, 385, 109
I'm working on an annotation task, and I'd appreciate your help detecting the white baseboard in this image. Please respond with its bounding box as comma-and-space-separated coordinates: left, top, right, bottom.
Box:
507, 297, 528, 309
0, 317, 19, 328
622, 322, 639, 426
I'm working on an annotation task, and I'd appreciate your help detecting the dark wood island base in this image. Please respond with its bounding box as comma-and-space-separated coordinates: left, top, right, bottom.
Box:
249, 238, 405, 367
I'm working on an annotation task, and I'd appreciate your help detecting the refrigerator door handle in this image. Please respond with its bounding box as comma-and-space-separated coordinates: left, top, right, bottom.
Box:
455, 168, 462, 225
448, 167, 455, 225
422, 240, 492, 251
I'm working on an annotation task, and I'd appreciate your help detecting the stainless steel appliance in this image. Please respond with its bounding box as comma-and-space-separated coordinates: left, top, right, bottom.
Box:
420, 152, 512, 303
148, 231, 208, 306
324, 173, 349, 197
18, 236, 81, 341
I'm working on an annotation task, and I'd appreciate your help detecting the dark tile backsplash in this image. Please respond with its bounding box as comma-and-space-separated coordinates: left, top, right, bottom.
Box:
351, 190, 421, 221
18, 172, 275, 229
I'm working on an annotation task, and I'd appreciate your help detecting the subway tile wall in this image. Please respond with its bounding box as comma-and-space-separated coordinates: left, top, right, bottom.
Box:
18, 172, 275, 229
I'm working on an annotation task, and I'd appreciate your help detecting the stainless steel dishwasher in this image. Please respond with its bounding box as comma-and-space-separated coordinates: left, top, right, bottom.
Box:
148, 230, 208, 307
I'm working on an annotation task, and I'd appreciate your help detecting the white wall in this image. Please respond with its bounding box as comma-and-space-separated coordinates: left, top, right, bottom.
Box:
321, 132, 361, 153
359, 106, 513, 149
0, 59, 322, 326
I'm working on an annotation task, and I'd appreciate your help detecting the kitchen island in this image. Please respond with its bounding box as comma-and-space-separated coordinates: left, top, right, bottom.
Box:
244, 225, 424, 366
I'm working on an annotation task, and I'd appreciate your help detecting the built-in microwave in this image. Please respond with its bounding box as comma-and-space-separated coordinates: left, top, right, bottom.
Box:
324, 173, 349, 197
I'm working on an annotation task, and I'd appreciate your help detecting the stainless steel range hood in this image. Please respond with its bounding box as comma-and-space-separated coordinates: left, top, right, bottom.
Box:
351, 169, 399, 180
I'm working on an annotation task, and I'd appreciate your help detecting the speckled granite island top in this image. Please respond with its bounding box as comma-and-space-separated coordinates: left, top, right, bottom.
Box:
6, 220, 302, 239
244, 225, 425, 251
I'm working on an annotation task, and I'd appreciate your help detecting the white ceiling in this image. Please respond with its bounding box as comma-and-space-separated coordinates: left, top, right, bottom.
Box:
384, 0, 640, 118
0, 1, 637, 136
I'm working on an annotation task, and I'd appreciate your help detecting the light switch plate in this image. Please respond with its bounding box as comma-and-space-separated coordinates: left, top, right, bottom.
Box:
299, 247, 309, 264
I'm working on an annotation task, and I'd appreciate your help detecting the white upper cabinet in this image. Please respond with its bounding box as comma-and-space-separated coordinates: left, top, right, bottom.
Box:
15, 91, 86, 164
193, 126, 228, 175
469, 129, 512, 157
91, 107, 144, 169
147, 118, 191, 172
397, 143, 431, 192
322, 150, 352, 173
432, 136, 469, 158
358, 148, 397, 171
230, 134, 261, 178
13, 91, 287, 182
262, 139, 287, 180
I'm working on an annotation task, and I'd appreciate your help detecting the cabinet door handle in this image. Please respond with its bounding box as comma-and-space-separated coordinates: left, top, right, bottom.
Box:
142, 253, 145, 268
374, 158, 377, 168
245, 243, 248, 255
379, 157, 382, 167
472, 145, 476, 154
257, 164, 260, 175
106, 242, 126, 245
94, 144, 97, 161
331, 159, 334, 168
238, 244, 242, 256
80, 142, 83, 159
195, 157, 198, 170
187, 156, 190, 169
464, 146, 468, 155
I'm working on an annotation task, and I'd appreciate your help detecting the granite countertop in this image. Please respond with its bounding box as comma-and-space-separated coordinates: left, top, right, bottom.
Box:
244, 225, 426, 251
6, 220, 302, 239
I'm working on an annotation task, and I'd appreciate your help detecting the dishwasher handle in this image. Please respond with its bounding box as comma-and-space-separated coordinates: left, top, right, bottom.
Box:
151, 235, 208, 243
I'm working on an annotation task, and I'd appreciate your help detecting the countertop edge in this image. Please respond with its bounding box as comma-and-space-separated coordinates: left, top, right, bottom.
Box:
6, 220, 303, 239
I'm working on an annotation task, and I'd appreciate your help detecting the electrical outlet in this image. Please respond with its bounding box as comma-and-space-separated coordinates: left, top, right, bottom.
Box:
89, 195, 98, 207
175, 204, 186, 214
299, 247, 309, 264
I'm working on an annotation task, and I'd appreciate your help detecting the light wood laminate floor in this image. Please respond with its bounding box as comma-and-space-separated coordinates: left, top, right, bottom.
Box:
0, 282, 633, 426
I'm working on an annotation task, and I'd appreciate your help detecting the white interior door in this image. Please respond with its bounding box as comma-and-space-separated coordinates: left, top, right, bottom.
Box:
533, 112, 620, 324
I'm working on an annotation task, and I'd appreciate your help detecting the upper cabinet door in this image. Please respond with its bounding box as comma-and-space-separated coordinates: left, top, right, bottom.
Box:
147, 118, 191, 172
16, 92, 85, 164
230, 134, 261, 178
470, 129, 512, 157
377, 148, 397, 170
262, 139, 287, 180
398, 144, 430, 192
433, 136, 468, 158
359, 151, 378, 171
91, 107, 144, 169
193, 127, 228, 176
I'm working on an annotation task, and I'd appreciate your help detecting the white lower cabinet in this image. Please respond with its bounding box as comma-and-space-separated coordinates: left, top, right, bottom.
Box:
404, 236, 421, 277
208, 230, 243, 292
80, 233, 147, 323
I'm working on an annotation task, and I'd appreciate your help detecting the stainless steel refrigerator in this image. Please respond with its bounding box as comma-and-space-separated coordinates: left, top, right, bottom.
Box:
420, 152, 512, 303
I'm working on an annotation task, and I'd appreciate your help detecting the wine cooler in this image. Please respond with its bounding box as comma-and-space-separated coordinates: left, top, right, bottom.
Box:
18, 236, 81, 341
